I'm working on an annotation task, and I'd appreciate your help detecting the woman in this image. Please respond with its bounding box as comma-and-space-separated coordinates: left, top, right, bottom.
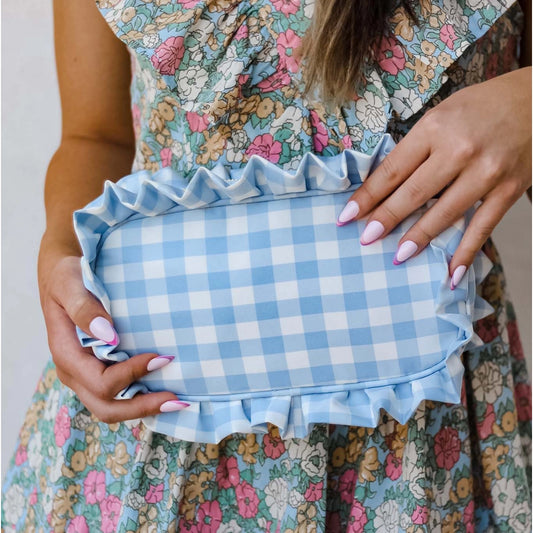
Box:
2, 0, 531, 531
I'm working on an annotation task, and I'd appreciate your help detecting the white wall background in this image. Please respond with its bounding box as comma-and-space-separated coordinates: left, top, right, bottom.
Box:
2, 0, 532, 479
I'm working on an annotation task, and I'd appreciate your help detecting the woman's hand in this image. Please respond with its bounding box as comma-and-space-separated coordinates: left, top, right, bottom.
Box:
38, 240, 189, 424
337, 67, 532, 289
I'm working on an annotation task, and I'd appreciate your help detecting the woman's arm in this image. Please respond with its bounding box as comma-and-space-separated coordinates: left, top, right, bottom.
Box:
41, 0, 135, 263
39, 0, 187, 423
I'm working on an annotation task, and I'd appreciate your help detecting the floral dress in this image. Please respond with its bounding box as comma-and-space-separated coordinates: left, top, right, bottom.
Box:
2, 0, 532, 532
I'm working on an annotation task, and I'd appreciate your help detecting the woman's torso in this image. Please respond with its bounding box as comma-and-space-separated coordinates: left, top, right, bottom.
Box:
94, 0, 524, 177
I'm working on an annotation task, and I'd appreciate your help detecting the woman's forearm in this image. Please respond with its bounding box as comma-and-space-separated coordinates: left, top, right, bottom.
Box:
39, 137, 135, 265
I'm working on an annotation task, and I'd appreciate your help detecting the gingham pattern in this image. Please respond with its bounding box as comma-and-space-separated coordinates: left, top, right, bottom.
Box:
74, 134, 495, 442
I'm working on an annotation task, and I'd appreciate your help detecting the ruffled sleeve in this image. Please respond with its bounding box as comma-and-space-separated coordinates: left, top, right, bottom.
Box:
376, 0, 518, 120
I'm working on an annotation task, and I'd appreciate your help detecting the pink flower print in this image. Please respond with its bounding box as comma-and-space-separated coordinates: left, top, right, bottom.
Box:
346, 500, 368, 533
384, 452, 402, 480
507, 320, 525, 361
234, 24, 249, 41
216, 455, 240, 489
434, 426, 461, 469
245, 134, 282, 163
412, 504, 428, 525
15, 444, 27, 465
151, 37, 185, 75
160, 147, 173, 168
29, 487, 38, 505
464, 499, 475, 533
272, 0, 299, 15
54, 405, 71, 447
304, 481, 323, 502
132, 424, 142, 440
186, 111, 210, 133
235, 481, 260, 518
476, 403, 496, 440
145, 483, 164, 503
197, 500, 222, 532
514, 383, 532, 422
99, 495, 122, 533
342, 135, 352, 149
84, 470, 106, 504
439, 24, 457, 50
178, 0, 201, 6
67, 516, 89, 533
277, 29, 302, 73
257, 69, 291, 91
309, 110, 329, 152
377, 36, 406, 75
338, 468, 357, 504
263, 432, 286, 459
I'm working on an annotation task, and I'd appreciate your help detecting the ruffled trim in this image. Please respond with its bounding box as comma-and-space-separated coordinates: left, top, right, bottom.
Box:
74, 133, 495, 443
139, 351, 466, 442
377, 0, 516, 121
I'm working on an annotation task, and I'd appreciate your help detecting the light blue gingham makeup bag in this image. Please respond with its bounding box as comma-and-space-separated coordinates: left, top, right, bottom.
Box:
74, 133, 494, 443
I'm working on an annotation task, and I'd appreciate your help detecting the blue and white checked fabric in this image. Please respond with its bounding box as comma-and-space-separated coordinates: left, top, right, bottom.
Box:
74, 134, 494, 443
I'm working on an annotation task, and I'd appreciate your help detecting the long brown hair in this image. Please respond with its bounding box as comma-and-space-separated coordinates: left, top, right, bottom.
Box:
298, 0, 418, 108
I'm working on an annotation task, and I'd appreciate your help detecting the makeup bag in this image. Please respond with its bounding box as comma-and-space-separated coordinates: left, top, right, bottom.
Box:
74, 133, 494, 443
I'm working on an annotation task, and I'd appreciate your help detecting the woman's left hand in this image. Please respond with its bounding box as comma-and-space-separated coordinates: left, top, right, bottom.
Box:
337, 66, 532, 289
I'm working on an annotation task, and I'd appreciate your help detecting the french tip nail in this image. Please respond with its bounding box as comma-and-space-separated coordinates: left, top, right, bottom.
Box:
450, 264, 467, 290
89, 316, 119, 345
160, 400, 190, 413
337, 200, 360, 225
147, 355, 174, 372
360, 220, 385, 246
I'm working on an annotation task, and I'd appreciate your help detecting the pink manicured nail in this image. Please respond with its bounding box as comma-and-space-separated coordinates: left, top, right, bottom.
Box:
337, 200, 360, 226
450, 265, 467, 290
393, 240, 418, 265
89, 316, 119, 345
147, 356, 175, 372
160, 400, 190, 412
360, 220, 385, 245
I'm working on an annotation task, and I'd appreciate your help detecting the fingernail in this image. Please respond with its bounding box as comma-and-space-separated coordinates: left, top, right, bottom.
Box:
360, 220, 385, 245
337, 200, 360, 226
450, 265, 467, 290
160, 400, 190, 412
393, 240, 418, 265
147, 356, 175, 372
89, 316, 119, 345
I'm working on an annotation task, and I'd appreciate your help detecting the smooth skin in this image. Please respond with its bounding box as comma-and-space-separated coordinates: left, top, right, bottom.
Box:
338, 66, 532, 288
338, 0, 531, 288
44, 0, 531, 424
40, 0, 184, 424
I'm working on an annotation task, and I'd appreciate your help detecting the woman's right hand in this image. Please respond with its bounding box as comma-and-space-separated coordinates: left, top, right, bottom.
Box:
38, 242, 190, 424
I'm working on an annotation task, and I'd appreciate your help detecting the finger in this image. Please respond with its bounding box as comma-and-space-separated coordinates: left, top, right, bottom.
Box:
45, 300, 176, 398
389, 165, 493, 265
357, 152, 460, 245
74, 383, 188, 424
54, 257, 119, 345
448, 188, 514, 289
337, 121, 430, 225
